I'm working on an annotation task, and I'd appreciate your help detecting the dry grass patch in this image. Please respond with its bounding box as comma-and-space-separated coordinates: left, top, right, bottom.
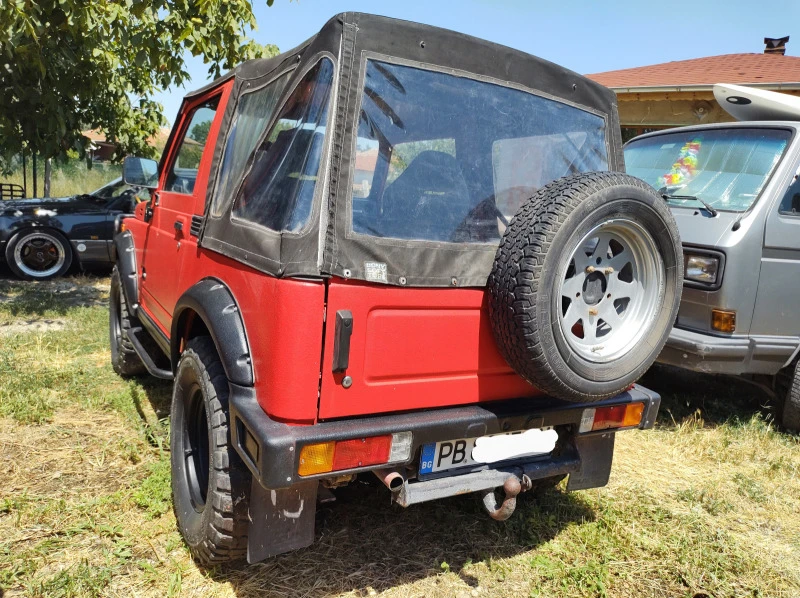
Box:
2, 276, 800, 597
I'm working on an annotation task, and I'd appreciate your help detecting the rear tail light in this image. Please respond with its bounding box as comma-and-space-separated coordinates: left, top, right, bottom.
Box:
579, 402, 645, 433
298, 432, 413, 477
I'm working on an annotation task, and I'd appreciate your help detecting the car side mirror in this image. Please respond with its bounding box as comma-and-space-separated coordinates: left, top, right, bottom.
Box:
123, 156, 159, 189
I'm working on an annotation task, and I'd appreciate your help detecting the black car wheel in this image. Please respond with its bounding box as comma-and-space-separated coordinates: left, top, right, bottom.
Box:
6, 229, 73, 280
777, 360, 800, 433
171, 337, 251, 565
109, 266, 147, 377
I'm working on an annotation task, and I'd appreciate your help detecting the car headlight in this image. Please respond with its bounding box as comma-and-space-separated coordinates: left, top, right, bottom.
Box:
685, 253, 720, 285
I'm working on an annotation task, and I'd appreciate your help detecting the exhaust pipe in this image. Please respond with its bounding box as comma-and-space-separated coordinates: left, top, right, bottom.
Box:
374, 468, 405, 492
482, 474, 531, 521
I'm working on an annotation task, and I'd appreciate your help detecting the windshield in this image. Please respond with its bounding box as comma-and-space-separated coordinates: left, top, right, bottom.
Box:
625, 128, 791, 213
351, 59, 608, 244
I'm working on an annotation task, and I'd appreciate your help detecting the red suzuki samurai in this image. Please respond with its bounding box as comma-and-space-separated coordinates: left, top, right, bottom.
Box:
111, 13, 683, 564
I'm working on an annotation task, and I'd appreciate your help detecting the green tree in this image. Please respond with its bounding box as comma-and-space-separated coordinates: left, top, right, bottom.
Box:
0, 0, 279, 173
190, 119, 212, 144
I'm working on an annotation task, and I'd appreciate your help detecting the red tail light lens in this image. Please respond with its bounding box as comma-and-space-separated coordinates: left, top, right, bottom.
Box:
332, 436, 392, 470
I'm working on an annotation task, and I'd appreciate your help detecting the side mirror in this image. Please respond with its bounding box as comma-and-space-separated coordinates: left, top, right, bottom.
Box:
123, 156, 159, 189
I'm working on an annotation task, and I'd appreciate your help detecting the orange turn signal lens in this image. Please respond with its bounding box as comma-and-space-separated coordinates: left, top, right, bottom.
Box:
711, 309, 736, 333
119, 221, 128, 233
298, 442, 335, 476
581, 402, 645, 433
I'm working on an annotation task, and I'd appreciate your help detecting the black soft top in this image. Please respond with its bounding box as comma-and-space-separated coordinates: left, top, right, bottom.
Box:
196, 12, 623, 286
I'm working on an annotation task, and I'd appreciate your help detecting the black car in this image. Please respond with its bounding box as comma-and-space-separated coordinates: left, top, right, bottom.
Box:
0, 177, 146, 280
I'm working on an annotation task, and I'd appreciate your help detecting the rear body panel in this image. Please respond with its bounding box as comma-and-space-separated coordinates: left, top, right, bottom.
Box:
319, 280, 540, 419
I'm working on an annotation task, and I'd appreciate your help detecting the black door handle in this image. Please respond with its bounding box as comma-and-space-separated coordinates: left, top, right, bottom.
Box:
332, 310, 353, 373
174, 220, 183, 232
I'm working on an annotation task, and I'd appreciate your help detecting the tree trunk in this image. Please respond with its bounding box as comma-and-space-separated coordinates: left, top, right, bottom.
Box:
44, 158, 52, 197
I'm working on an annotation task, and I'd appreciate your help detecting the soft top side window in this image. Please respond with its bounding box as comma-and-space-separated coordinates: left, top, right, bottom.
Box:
211, 71, 292, 218
165, 98, 220, 195
232, 58, 334, 233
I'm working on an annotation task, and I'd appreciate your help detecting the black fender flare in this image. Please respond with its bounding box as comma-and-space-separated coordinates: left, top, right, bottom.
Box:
113, 230, 139, 310
171, 279, 254, 387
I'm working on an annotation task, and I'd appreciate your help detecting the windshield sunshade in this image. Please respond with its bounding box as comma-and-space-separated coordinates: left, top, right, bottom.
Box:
625, 128, 791, 213
351, 60, 608, 244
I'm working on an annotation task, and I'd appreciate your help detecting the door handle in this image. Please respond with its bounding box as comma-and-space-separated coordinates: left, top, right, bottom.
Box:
174, 220, 183, 232
144, 204, 153, 223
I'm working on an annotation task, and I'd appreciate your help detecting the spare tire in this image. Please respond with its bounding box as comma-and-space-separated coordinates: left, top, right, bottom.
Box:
488, 171, 683, 403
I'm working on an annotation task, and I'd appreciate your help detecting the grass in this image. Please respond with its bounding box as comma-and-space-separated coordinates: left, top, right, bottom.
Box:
1, 273, 800, 597
1, 161, 122, 199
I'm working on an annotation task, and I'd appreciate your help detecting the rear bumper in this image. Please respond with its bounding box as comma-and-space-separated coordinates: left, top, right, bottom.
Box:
657, 326, 799, 375
229, 384, 660, 491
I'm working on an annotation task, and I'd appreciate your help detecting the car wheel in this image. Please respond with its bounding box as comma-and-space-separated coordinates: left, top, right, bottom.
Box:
109, 266, 147, 377
5, 229, 73, 280
777, 360, 800, 433
488, 171, 683, 403
171, 336, 251, 565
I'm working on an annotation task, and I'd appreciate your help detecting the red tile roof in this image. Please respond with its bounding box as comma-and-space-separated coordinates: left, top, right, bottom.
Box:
587, 53, 800, 89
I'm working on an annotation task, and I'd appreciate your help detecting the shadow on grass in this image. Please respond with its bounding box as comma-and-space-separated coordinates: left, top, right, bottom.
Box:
212, 481, 594, 597
640, 363, 774, 428
0, 273, 108, 317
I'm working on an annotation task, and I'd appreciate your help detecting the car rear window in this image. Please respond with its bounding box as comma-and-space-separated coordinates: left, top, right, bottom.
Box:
351, 59, 608, 244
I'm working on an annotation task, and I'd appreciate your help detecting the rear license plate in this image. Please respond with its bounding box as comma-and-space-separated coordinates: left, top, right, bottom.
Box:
419, 428, 557, 475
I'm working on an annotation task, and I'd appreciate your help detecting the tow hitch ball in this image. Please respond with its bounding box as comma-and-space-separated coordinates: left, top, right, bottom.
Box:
482, 474, 532, 521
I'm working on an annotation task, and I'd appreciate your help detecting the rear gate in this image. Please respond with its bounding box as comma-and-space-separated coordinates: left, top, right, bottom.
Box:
318, 280, 541, 419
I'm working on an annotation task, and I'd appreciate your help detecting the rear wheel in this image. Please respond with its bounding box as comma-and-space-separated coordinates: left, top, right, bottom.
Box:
6, 229, 72, 280
109, 267, 147, 377
489, 172, 683, 403
170, 337, 250, 565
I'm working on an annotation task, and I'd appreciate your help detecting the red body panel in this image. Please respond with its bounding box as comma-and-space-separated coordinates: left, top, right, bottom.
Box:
129, 209, 326, 424
319, 280, 540, 419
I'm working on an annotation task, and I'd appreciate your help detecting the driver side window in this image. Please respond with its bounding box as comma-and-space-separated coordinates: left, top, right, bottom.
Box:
779, 173, 800, 216
165, 98, 220, 195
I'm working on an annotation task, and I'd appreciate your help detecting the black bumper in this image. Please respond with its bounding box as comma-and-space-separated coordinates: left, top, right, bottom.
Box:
230, 384, 661, 490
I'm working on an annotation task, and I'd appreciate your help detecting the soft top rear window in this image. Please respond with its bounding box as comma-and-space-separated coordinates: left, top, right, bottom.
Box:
351, 59, 608, 244
625, 127, 791, 213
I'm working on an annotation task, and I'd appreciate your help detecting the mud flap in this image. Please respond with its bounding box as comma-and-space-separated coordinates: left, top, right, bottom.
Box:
247, 479, 318, 563
566, 433, 615, 491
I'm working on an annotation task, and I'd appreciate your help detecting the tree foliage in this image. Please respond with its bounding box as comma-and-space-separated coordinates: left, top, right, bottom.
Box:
0, 0, 279, 171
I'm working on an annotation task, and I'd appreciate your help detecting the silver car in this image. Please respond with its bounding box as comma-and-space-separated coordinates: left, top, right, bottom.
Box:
625, 122, 800, 430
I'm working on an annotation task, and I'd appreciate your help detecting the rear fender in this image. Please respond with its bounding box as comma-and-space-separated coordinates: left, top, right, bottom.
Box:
113, 230, 139, 310
171, 279, 253, 386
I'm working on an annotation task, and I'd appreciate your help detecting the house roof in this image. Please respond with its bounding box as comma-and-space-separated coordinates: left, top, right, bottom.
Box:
587, 53, 800, 91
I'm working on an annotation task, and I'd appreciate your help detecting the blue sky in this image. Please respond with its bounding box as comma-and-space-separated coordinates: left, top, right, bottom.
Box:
153, 0, 800, 124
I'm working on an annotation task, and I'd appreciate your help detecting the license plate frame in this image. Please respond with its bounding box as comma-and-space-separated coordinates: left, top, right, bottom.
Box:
418, 428, 556, 477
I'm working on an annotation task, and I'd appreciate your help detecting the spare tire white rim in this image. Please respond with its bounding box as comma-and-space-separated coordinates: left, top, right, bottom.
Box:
13, 232, 66, 278
557, 218, 665, 364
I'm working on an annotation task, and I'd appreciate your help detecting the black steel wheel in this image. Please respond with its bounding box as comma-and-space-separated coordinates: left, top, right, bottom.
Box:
5, 229, 72, 280
170, 336, 251, 565
109, 266, 147, 376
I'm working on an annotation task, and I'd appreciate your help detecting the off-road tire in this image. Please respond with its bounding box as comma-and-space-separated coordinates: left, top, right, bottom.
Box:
109, 266, 147, 376
5, 228, 73, 280
171, 337, 250, 565
777, 360, 800, 433
488, 171, 683, 403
